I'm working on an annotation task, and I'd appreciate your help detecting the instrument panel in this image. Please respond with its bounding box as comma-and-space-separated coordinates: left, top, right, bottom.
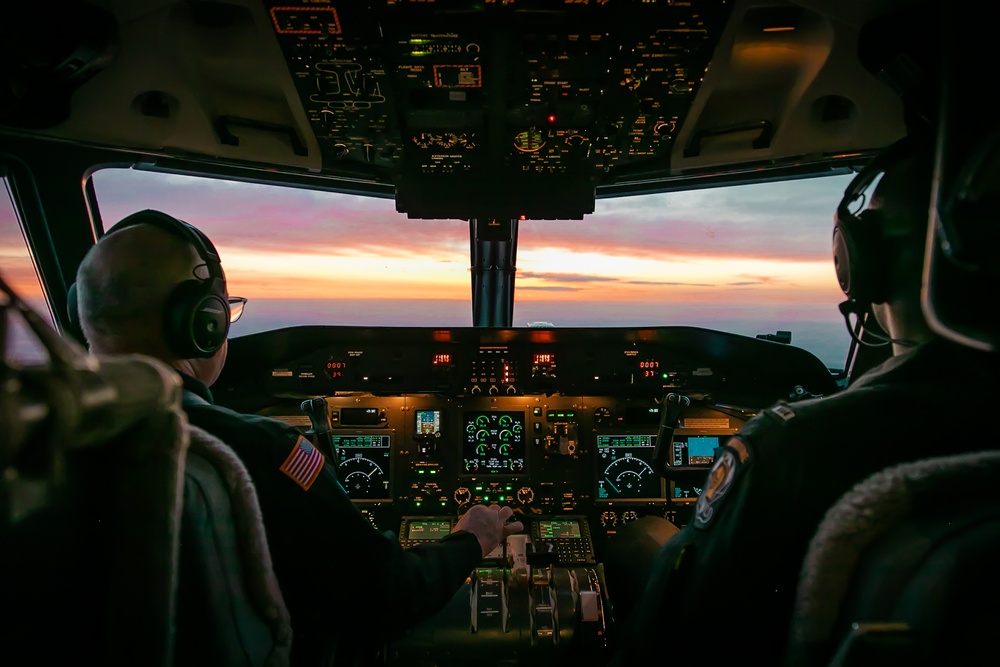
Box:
262, 0, 734, 218
222, 325, 835, 547
217, 325, 837, 662
302, 392, 740, 544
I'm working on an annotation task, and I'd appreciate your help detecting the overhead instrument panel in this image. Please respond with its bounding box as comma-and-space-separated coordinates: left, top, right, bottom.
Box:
266, 3, 398, 168
263, 0, 732, 219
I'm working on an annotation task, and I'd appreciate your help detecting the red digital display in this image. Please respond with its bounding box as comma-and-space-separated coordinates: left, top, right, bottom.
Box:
533, 353, 555, 365
639, 359, 660, 378
325, 359, 347, 379
432, 353, 453, 366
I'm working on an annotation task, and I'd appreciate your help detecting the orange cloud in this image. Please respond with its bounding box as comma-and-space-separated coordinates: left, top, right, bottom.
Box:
0, 259, 46, 300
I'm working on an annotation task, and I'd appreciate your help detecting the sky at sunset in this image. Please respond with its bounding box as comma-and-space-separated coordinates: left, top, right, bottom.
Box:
2, 168, 856, 368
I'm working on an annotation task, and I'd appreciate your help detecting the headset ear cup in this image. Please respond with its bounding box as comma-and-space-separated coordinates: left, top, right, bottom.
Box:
192, 293, 230, 355
66, 282, 80, 332
164, 280, 230, 358
833, 209, 887, 305
64, 281, 90, 344
832, 222, 856, 297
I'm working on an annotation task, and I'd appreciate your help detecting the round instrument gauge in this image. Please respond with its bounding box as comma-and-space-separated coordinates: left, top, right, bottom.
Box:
513, 129, 545, 153
602, 457, 655, 496
412, 133, 434, 148
593, 406, 611, 425
438, 132, 459, 148
340, 456, 386, 497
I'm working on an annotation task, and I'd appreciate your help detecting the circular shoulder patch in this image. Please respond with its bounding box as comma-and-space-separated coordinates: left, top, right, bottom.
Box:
692, 436, 751, 529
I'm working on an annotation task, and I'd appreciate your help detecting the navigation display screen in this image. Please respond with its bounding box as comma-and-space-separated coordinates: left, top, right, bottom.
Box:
415, 409, 441, 436
672, 480, 705, 502
332, 434, 392, 500
671, 434, 721, 467
596, 434, 664, 501
624, 405, 661, 425
406, 520, 452, 540
536, 519, 582, 539
462, 411, 526, 475
340, 407, 381, 426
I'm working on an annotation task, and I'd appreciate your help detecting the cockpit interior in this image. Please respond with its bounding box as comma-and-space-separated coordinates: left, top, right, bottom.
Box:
2, 1, 996, 665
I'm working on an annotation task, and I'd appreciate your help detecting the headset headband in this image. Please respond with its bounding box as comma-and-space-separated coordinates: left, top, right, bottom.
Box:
837, 135, 917, 223
103, 209, 223, 282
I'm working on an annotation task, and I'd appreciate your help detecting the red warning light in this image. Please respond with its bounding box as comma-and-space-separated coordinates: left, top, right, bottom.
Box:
547, 113, 557, 123
519, 214, 526, 220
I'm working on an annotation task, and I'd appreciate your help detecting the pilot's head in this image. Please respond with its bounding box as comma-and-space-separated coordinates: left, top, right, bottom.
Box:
833, 135, 937, 348
74, 210, 237, 386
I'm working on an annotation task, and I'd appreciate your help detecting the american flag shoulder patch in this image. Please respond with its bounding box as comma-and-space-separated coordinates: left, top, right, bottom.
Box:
279, 436, 325, 491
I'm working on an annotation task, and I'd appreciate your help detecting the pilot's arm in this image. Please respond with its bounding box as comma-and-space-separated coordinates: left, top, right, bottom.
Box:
623, 395, 904, 666
620, 408, 814, 666
262, 437, 482, 629
184, 407, 483, 655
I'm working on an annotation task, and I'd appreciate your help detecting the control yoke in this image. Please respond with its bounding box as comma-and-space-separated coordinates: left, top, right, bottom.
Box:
651, 392, 690, 478
300, 397, 337, 471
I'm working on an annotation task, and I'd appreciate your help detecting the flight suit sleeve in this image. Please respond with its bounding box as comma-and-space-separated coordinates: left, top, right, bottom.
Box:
222, 413, 482, 641
620, 410, 806, 667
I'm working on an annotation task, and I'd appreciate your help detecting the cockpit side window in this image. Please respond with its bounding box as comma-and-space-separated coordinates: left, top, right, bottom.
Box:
1, 176, 54, 366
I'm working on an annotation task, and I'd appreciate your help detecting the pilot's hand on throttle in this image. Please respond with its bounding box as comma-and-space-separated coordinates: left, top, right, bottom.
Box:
452, 503, 524, 558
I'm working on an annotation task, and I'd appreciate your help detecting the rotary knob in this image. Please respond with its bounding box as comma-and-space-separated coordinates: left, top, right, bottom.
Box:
593, 406, 611, 426
454, 487, 472, 505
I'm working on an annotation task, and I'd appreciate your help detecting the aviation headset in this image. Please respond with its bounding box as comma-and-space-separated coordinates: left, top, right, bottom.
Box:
832, 135, 916, 309
67, 209, 231, 359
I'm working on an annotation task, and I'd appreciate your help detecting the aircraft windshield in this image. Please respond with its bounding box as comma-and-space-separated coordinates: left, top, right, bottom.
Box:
90, 168, 852, 369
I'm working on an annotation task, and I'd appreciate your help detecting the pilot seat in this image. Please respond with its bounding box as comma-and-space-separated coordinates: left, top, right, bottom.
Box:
0, 272, 291, 666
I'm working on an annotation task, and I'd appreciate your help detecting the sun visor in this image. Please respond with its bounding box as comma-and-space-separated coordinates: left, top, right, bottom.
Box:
0, 2, 119, 130
923, 7, 999, 352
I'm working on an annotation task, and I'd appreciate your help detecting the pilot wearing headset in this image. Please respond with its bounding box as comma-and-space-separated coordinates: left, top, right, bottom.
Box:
70, 209, 524, 666
614, 133, 1000, 666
